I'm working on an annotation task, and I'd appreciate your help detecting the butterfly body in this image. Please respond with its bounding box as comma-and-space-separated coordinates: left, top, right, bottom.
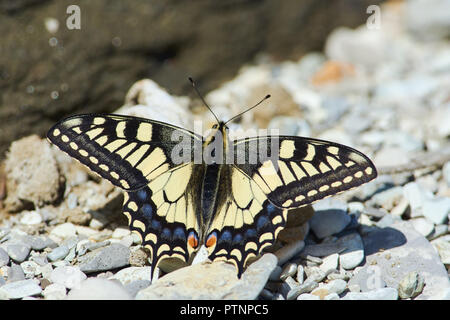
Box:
47, 113, 377, 278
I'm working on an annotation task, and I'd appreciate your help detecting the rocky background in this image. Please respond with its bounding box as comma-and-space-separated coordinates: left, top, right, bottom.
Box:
0, 0, 449, 300
0, 0, 381, 158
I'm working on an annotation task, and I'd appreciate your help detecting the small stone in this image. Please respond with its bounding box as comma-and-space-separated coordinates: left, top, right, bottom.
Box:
111, 228, 131, 239
124, 280, 151, 298
67, 277, 132, 300
50, 223, 77, 240
368, 186, 404, 211
320, 253, 339, 274
108, 266, 152, 286
403, 182, 432, 211
47, 245, 70, 262
304, 266, 327, 282
296, 265, 304, 284
422, 197, 450, 225
297, 293, 320, 300
309, 209, 351, 239
324, 292, 340, 300
78, 243, 130, 274
6, 244, 31, 263
26, 235, 57, 251
323, 279, 347, 295
0, 248, 9, 267
411, 218, 435, 238
280, 263, 297, 281
431, 239, 450, 265
311, 287, 329, 299
398, 271, 425, 299
20, 211, 43, 225
274, 239, 305, 265
342, 287, 398, 300
301, 242, 346, 257
0, 279, 42, 299
268, 265, 282, 281
50, 266, 87, 289
338, 233, 364, 270
20, 261, 39, 278
7, 263, 25, 282
287, 279, 319, 300
43, 283, 67, 300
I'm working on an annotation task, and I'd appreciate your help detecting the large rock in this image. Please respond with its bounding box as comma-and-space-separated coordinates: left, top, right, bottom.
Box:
361, 222, 450, 300
0, 0, 382, 158
136, 253, 278, 300
4, 135, 62, 212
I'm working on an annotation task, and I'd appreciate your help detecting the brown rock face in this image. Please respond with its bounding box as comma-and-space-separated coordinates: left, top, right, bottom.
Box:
0, 0, 382, 158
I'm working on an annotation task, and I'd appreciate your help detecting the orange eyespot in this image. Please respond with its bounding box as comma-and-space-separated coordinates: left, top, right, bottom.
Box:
187, 232, 198, 249
206, 233, 217, 248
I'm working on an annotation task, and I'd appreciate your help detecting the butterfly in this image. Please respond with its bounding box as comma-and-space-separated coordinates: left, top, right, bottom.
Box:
47, 78, 377, 279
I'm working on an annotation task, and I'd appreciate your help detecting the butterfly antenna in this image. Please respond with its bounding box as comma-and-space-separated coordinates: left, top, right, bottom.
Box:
224, 94, 271, 125
189, 77, 220, 124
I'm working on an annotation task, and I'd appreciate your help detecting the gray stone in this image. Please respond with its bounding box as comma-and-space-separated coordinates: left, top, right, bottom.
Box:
136, 253, 277, 300
301, 242, 346, 258
431, 238, 450, 265
273, 239, 305, 265
67, 278, 132, 300
50, 266, 87, 289
342, 288, 398, 300
42, 283, 67, 300
304, 266, 327, 282
338, 233, 364, 270
6, 244, 31, 263
108, 266, 152, 286
375, 214, 402, 228
0, 248, 9, 267
368, 186, 404, 211
20, 261, 39, 278
78, 243, 130, 274
443, 161, 450, 187
309, 209, 351, 239
403, 182, 432, 211
47, 245, 70, 262
7, 264, 25, 282
323, 279, 347, 295
320, 253, 339, 274
124, 280, 152, 298
398, 271, 425, 299
280, 263, 297, 281
287, 279, 319, 300
411, 218, 435, 238
25, 235, 57, 251
422, 197, 450, 225
297, 293, 320, 300
0, 279, 42, 299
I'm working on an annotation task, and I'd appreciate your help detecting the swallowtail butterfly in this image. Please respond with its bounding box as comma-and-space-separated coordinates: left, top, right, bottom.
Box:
47, 79, 377, 278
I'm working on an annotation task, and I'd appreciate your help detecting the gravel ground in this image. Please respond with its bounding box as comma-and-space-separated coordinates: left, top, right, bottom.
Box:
0, 1, 449, 300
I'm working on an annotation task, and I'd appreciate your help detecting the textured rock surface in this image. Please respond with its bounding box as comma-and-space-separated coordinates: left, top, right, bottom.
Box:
0, 0, 380, 158
136, 254, 277, 300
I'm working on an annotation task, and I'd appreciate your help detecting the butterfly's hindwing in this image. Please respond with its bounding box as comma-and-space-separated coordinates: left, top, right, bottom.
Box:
122, 163, 202, 277
233, 136, 377, 209
204, 166, 288, 277
47, 114, 201, 191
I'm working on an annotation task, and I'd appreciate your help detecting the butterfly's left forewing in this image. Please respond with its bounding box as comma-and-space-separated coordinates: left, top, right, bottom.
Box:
47, 114, 203, 278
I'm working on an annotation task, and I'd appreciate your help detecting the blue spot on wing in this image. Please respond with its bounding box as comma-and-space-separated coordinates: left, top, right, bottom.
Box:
141, 203, 153, 220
